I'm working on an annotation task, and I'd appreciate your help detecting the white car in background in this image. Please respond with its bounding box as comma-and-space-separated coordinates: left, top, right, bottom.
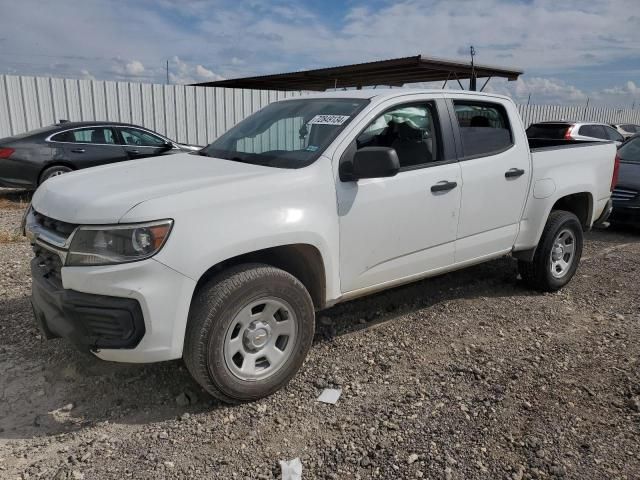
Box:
527, 121, 625, 146
611, 123, 640, 140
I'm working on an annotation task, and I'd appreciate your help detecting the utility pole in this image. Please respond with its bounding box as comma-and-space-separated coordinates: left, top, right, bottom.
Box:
527, 93, 531, 106
583, 97, 590, 120
166, 60, 169, 85
469, 45, 476, 91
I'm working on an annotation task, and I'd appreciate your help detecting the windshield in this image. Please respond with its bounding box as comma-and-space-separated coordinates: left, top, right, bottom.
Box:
618, 136, 640, 163
201, 98, 368, 168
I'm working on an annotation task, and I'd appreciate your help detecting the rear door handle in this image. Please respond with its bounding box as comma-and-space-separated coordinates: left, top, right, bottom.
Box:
71, 148, 85, 153
430, 180, 458, 193
128, 149, 140, 155
505, 168, 525, 178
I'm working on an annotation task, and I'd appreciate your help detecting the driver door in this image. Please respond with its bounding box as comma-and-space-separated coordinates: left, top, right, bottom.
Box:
336, 98, 462, 293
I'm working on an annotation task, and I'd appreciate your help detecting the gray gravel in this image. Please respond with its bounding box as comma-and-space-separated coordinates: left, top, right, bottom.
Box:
0, 188, 639, 479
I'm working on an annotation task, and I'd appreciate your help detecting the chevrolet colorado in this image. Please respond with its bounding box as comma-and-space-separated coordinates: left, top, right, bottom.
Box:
25, 89, 618, 403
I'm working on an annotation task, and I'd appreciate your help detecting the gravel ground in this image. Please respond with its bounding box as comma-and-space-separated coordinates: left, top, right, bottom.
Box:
0, 188, 639, 480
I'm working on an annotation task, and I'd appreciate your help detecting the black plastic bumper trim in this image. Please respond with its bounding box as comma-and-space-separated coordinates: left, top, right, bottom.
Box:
30, 258, 145, 351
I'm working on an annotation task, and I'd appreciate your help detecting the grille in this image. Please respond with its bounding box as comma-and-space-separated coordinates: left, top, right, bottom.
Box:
611, 187, 639, 202
33, 244, 64, 287
32, 210, 77, 238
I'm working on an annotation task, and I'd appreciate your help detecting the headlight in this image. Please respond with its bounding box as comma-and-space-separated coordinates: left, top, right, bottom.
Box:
66, 220, 173, 266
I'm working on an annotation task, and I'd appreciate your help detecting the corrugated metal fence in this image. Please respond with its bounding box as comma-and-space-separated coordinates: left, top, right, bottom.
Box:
0, 74, 302, 144
1, 74, 639, 142
516, 104, 640, 129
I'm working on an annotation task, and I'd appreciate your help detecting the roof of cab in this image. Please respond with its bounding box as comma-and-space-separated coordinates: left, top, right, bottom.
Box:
278, 88, 513, 103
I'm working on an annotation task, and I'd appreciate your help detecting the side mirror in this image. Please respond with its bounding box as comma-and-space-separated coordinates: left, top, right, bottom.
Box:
351, 147, 400, 180
162, 141, 174, 150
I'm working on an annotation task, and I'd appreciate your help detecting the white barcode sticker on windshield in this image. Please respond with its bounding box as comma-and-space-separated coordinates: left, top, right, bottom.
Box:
308, 114, 350, 126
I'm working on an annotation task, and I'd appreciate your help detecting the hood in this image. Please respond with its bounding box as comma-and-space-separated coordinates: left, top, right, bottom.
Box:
32, 153, 276, 224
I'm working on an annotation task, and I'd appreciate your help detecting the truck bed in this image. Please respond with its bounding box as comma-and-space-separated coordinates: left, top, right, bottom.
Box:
528, 138, 605, 151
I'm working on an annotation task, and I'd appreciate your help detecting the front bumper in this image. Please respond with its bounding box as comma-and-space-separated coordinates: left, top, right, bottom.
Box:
31, 258, 145, 350
30, 256, 197, 363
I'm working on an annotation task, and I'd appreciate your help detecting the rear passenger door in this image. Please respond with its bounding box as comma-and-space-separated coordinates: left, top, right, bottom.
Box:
51, 127, 128, 168
117, 127, 172, 159
450, 99, 531, 263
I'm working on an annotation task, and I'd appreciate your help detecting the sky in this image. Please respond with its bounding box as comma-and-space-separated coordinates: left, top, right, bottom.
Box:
0, 0, 639, 107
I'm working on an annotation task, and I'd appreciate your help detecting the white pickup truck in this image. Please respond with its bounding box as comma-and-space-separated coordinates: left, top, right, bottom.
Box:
26, 89, 618, 403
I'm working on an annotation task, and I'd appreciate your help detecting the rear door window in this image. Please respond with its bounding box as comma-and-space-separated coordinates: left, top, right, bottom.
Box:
51, 127, 117, 144
454, 102, 513, 157
579, 125, 607, 139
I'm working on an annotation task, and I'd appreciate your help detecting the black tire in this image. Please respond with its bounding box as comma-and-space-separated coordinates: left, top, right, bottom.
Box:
183, 263, 315, 403
39, 165, 73, 185
518, 210, 584, 292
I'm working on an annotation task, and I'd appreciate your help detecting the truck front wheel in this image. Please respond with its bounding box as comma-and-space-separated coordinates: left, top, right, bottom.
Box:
183, 264, 315, 403
518, 210, 584, 292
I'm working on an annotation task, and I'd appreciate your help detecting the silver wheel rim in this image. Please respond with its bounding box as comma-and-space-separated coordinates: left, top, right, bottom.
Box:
550, 228, 576, 279
223, 297, 297, 381
47, 169, 68, 180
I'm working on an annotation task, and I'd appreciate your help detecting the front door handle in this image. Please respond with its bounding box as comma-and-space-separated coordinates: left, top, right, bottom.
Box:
71, 148, 85, 153
505, 168, 525, 178
129, 149, 140, 154
430, 180, 458, 193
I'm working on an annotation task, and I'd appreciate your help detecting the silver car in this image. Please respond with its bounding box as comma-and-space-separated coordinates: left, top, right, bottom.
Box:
527, 121, 625, 146
611, 123, 640, 140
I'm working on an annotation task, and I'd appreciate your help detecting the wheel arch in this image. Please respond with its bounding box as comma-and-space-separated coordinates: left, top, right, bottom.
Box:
550, 191, 593, 229
192, 243, 327, 310
38, 161, 76, 184
514, 191, 593, 262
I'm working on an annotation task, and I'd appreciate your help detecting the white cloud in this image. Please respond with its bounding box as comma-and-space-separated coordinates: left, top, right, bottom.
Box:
110, 58, 149, 79
168, 56, 224, 83
80, 69, 95, 81
125, 60, 145, 76
195, 64, 223, 80
603, 81, 639, 96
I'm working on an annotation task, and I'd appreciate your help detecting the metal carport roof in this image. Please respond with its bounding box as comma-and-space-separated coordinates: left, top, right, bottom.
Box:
191, 55, 523, 91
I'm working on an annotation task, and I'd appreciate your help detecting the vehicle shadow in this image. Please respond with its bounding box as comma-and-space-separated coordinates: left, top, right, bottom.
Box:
0, 254, 536, 440
0, 188, 32, 207
587, 224, 640, 245
315, 255, 534, 343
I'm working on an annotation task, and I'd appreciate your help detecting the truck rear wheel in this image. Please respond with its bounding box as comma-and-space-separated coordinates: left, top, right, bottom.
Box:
518, 210, 583, 292
183, 264, 315, 403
